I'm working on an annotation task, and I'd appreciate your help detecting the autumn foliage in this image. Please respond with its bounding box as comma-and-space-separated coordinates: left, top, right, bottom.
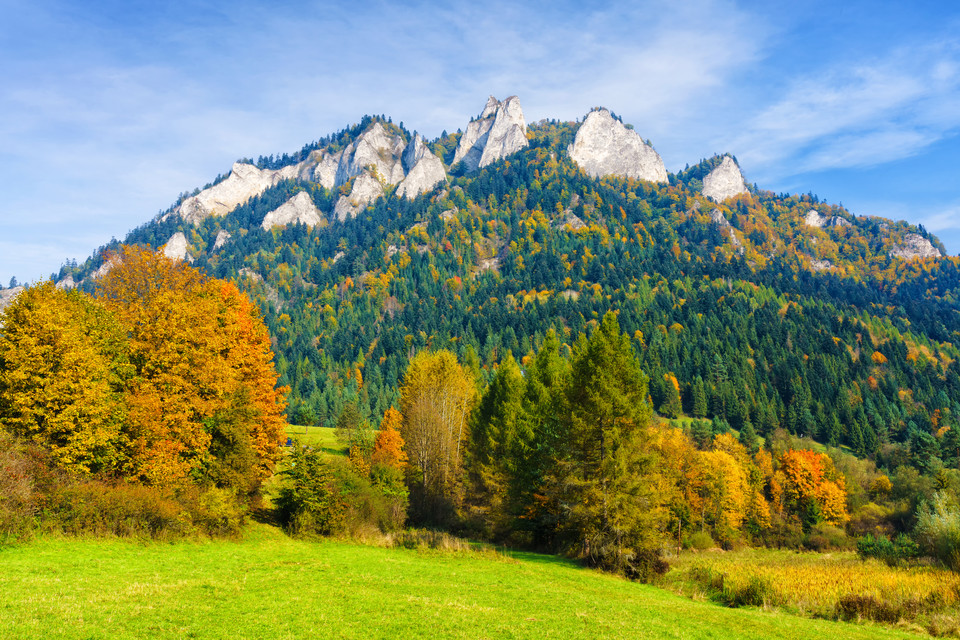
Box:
0, 246, 287, 498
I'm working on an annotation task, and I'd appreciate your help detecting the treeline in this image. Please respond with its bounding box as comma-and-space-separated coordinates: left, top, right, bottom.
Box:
283, 313, 889, 579
0, 247, 287, 540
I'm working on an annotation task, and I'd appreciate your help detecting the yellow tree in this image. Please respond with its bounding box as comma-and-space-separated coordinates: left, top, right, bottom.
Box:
0, 282, 127, 475
399, 350, 475, 522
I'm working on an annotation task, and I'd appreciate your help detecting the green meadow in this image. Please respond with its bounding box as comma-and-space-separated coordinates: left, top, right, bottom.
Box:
0, 523, 924, 640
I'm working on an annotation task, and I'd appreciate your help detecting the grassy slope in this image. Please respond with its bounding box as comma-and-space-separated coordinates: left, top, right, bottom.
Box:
285, 425, 345, 455
0, 524, 922, 640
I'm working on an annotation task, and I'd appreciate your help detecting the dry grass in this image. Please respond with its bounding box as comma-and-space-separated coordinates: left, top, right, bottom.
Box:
660, 548, 960, 636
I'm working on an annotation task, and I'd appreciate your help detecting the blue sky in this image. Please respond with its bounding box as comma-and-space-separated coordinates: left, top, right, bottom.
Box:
2, 0, 960, 284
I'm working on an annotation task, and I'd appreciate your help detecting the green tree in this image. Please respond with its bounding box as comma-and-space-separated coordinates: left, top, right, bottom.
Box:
563, 312, 666, 579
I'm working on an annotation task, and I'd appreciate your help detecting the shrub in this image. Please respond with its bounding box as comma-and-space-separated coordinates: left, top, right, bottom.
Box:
275, 444, 407, 538
0, 433, 38, 542
804, 523, 852, 551
684, 531, 716, 551
856, 533, 919, 567
914, 491, 960, 571
275, 445, 346, 536
43, 481, 191, 539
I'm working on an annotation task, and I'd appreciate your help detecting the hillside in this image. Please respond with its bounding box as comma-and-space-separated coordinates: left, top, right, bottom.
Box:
40, 95, 960, 468
0, 523, 923, 640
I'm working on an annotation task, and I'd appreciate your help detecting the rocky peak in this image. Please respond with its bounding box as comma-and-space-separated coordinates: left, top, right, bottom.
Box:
166, 160, 312, 225
335, 122, 406, 187
568, 108, 667, 183
397, 135, 446, 200
889, 233, 942, 260
452, 95, 529, 173
702, 156, 748, 202
261, 191, 324, 230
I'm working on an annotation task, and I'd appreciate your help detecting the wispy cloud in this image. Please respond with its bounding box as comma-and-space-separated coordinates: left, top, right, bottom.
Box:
733, 42, 960, 181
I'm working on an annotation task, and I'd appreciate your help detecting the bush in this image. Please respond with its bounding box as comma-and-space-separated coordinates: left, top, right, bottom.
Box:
856, 533, 919, 567
914, 492, 960, 570
804, 523, 852, 551
43, 481, 192, 539
0, 433, 38, 543
275, 444, 407, 538
684, 531, 716, 551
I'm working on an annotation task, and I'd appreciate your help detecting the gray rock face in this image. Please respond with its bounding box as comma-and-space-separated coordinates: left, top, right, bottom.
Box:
702, 156, 748, 202
56, 275, 76, 290
334, 171, 384, 221
212, 229, 232, 250
709, 208, 730, 227
312, 150, 343, 190
453, 96, 528, 172
889, 233, 942, 260
162, 232, 190, 261
396, 135, 446, 199
336, 122, 407, 186
804, 210, 851, 228
167, 161, 309, 225
0, 286, 24, 314
568, 108, 667, 183
261, 191, 324, 230
810, 259, 834, 271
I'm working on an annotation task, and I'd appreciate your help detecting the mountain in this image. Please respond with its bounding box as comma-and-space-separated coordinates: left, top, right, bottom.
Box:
33, 95, 960, 470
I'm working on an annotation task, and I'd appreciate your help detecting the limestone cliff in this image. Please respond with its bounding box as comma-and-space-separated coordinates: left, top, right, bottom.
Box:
396, 135, 446, 199
335, 122, 407, 187
452, 96, 528, 172
0, 286, 24, 313
334, 171, 384, 221
261, 191, 324, 230
889, 233, 942, 260
167, 161, 308, 225
702, 156, 748, 202
804, 210, 851, 228
161, 232, 191, 261
568, 108, 667, 183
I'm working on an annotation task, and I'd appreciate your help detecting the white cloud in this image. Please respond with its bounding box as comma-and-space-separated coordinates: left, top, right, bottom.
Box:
732, 42, 960, 181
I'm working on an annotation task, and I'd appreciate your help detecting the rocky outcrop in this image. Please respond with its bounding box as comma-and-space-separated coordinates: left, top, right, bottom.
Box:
312, 149, 343, 190
709, 208, 730, 227
261, 191, 324, 230
335, 122, 407, 186
334, 172, 384, 222
212, 229, 231, 250
92, 255, 120, 279
453, 96, 528, 172
56, 275, 76, 290
702, 156, 748, 202
568, 108, 667, 183
0, 286, 24, 313
396, 135, 446, 199
889, 233, 942, 260
162, 232, 190, 261
804, 210, 851, 228
166, 161, 307, 225
810, 259, 834, 271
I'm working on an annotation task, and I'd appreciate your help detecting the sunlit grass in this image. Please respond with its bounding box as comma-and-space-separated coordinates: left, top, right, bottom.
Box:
0, 524, 924, 639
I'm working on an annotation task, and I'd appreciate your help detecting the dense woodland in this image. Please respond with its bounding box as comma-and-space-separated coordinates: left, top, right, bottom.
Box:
5, 114, 960, 575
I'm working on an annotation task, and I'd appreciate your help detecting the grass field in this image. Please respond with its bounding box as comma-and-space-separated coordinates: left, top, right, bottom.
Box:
0, 524, 927, 640
285, 425, 345, 455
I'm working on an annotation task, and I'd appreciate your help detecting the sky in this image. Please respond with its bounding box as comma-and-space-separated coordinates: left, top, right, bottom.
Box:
2, 0, 960, 284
